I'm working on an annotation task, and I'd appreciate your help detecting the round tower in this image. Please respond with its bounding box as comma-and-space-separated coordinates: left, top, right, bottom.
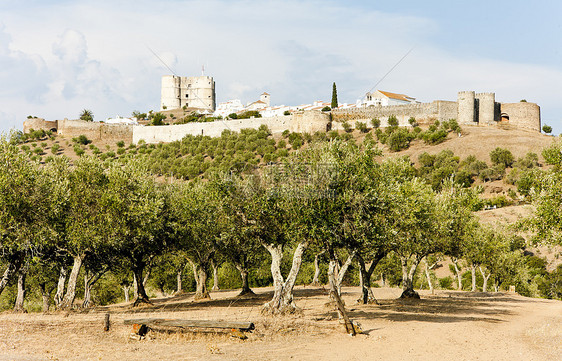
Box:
475, 92, 496, 125
457, 91, 476, 125
161, 75, 181, 110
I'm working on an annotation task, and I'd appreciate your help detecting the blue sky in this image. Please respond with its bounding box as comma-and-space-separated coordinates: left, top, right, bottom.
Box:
0, 0, 561, 133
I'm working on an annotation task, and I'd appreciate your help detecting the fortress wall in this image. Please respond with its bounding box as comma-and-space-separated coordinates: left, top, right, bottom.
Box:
132, 111, 330, 144
57, 119, 133, 142
500, 102, 541, 132
23, 118, 58, 133
331, 101, 457, 129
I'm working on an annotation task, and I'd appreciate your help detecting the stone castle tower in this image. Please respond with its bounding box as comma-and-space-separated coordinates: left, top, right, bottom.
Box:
161, 75, 216, 111
457, 91, 540, 131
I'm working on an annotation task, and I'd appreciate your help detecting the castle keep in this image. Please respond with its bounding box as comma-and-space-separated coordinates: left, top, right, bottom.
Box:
160, 75, 216, 111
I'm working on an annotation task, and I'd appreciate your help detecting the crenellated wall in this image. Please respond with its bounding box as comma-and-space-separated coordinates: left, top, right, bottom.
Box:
331, 101, 458, 126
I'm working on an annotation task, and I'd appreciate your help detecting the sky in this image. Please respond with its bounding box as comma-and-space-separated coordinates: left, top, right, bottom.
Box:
1, 0, 561, 133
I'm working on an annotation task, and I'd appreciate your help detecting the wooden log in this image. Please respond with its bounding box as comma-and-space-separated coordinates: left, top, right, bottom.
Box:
103, 312, 110, 331
123, 318, 255, 332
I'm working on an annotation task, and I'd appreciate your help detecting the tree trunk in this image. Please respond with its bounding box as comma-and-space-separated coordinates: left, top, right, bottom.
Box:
400, 257, 420, 299
60, 254, 85, 310
13, 270, 27, 313
211, 260, 220, 291
328, 258, 356, 335
452, 260, 463, 290
39, 283, 51, 313
424, 259, 434, 294
357, 252, 384, 304
479, 266, 491, 293
187, 259, 210, 300
310, 251, 324, 286
0, 256, 23, 297
122, 285, 130, 303
176, 269, 183, 295
132, 264, 151, 306
236, 266, 254, 296
335, 251, 356, 295
82, 270, 105, 308
471, 264, 477, 292
54, 266, 67, 308
262, 242, 308, 314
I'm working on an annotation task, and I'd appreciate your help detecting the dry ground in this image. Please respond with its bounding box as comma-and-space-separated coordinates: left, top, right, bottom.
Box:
1, 286, 560, 361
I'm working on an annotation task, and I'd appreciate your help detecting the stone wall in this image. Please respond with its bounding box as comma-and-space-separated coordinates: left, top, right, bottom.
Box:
132, 111, 330, 144
500, 102, 541, 131
23, 118, 58, 133
57, 119, 133, 143
331, 101, 458, 127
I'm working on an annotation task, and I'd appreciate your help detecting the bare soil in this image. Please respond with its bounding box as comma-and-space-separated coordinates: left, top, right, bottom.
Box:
1, 286, 560, 361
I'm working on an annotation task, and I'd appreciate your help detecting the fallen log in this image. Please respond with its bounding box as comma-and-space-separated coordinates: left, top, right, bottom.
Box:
124, 318, 255, 332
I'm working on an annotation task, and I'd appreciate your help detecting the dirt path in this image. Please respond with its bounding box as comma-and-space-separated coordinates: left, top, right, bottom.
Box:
0, 286, 560, 361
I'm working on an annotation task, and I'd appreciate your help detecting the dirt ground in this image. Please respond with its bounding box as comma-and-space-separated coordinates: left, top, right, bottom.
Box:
0, 286, 560, 361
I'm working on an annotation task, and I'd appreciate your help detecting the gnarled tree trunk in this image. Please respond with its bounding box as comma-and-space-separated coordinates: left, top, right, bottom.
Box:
334, 251, 356, 296
400, 257, 421, 299
479, 266, 491, 293
471, 264, 477, 292
236, 266, 254, 296
328, 258, 356, 335
82, 270, 105, 308
39, 283, 51, 313
13, 270, 27, 313
132, 263, 151, 306
262, 242, 308, 314
54, 266, 67, 308
122, 284, 131, 303
357, 251, 385, 304
310, 251, 325, 286
176, 269, 183, 295
188, 259, 210, 300
60, 254, 85, 310
211, 260, 220, 291
452, 259, 463, 290
0, 255, 24, 297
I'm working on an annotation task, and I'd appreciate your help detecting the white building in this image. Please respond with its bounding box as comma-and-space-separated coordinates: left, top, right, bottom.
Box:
362, 90, 418, 107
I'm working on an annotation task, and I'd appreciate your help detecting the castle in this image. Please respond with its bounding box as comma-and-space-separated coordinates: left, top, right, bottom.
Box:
331, 91, 541, 132
160, 75, 216, 112
23, 90, 541, 145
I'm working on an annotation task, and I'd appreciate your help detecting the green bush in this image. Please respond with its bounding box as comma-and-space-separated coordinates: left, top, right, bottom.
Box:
490, 147, 514, 168
74, 134, 91, 145
321, 106, 331, 112
387, 128, 413, 152
73, 145, 85, 156
371, 118, 381, 129
342, 121, 352, 133
50, 143, 60, 154
355, 121, 368, 133
438, 276, 454, 290
387, 115, 398, 127
116, 140, 125, 147
542, 125, 553, 134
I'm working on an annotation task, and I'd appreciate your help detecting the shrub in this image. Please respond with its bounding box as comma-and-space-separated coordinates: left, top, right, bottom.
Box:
342, 121, 352, 133
73, 145, 85, 156
74, 134, 91, 145
542, 125, 553, 134
117, 148, 126, 155
283, 110, 291, 116
228, 113, 238, 119
490, 147, 514, 168
408, 117, 417, 127
387, 128, 412, 152
371, 118, 381, 129
151, 112, 167, 126
50, 144, 60, 154
438, 276, 454, 290
387, 115, 398, 127
116, 140, 125, 147
282, 129, 290, 138
355, 121, 368, 133
321, 106, 331, 112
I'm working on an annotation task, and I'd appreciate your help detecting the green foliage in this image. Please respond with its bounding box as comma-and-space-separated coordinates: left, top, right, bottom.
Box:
408, 117, 417, 127
342, 121, 352, 133
73, 145, 85, 156
237, 110, 262, 119
542, 125, 552, 134
387, 115, 398, 127
371, 118, 381, 129
387, 128, 414, 152
490, 147, 514, 168
80, 109, 93, 122
150, 112, 167, 126
355, 121, 368, 133
331, 82, 338, 109
116, 141, 125, 148
283, 110, 291, 116
321, 106, 331, 112
228, 113, 238, 119
73, 134, 91, 145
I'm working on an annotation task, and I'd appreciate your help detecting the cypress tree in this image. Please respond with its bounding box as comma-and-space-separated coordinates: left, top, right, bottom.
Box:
331, 82, 338, 109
